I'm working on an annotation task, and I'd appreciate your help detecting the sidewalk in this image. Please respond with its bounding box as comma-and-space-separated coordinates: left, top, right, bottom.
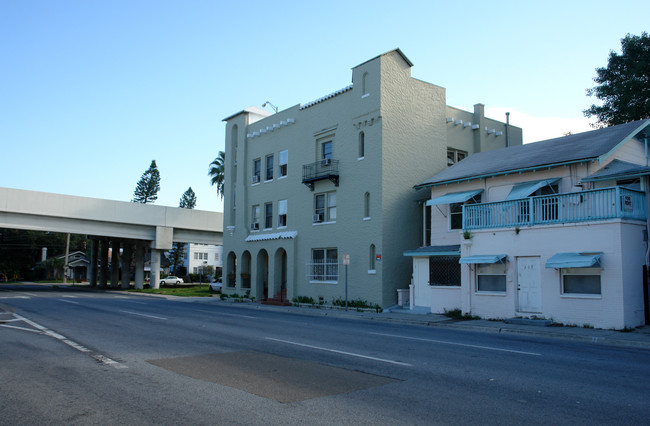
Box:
191, 297, 650, 350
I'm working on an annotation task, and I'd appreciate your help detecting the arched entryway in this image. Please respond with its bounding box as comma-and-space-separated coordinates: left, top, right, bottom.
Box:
241, 251, 251, 291
226, 251, 237, 289
274, 248, 288, 302
256, 249, 269, 300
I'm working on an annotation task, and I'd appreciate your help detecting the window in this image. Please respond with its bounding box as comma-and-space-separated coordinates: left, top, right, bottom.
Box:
429, 256, 461, 286
204, 252, 208, 260
215, 253, 219, 261
194, 252, 198, 260
264, 203, 273, 229
562, 268, 601, 295
310, 248, 338, 281
322, 141, 332, 160
314, 191, 336, 222
252, 159, 261, 184
279, 150, 288, 177
358, 132, 365, 158
251, 205, 260, 230
266, 154, 274, 181
278, 199, 287, 227
450, 194, 481, 230
364, 192, 370, 218
447, 148, 467, 166
369, 244, 376, 271
193, 267, 198, 274
476, 263, 507, 292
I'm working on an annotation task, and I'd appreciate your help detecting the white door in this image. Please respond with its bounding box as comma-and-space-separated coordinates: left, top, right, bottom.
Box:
517, 257, 542, 313
414, 258, 431, 307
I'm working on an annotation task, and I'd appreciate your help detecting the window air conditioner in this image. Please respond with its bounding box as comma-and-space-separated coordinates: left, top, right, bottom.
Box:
250, 222, 259, 230
252, 175, 260, 184
321, 158, 331, 166
313, 213, 323, 223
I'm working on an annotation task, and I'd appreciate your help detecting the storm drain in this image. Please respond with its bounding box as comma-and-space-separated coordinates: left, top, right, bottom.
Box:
148, 351, 398, 403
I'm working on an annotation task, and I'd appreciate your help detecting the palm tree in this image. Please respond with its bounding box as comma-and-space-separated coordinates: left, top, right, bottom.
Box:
208, 151, 225, 199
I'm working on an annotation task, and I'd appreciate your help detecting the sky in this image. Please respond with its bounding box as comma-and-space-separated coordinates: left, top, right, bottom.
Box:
1, 0, 648, 213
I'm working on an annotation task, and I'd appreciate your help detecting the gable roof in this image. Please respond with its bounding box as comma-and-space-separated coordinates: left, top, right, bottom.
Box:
416, 119, 650, 188
581, 159, 650, 182
352, 48, 413, 69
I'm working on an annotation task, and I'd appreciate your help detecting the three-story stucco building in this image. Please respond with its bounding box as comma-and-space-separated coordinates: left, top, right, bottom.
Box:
221, 49, 521, 307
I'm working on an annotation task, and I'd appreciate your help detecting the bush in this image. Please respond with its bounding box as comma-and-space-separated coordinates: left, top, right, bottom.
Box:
332, 297, 381, 311
292, 296, 315, 304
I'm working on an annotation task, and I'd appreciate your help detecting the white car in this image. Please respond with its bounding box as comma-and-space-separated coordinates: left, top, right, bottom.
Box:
160, 276, 183, 285
209, 278, 222, 292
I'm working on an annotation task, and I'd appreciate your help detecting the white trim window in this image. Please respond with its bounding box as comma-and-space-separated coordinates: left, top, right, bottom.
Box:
251, 205, 260, 230
314, 191, 336, 223
562, 268, 601, 295
278, 199, 287, 227
264, 202, 273, 229
309, 248, 338, 282
476, 263, 507, 293
265, 154, 274, 181
450, 194, 481, 230
279, 150, 288, 177
252, 158, 261, 184
447, 148, 467, 166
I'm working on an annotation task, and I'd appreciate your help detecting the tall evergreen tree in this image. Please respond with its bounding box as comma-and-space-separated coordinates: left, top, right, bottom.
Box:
584, 32, 650, 127
132, 160, 161, 204
170, 187, 197, 273
208, 151, 225, 199
179, 187, 197, 209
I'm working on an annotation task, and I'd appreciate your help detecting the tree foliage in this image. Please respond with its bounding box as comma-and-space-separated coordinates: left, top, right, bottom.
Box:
179, 187, 197, 209
584, 32, 650, 127
132, 160, 161, 204
208, 151, 225, 199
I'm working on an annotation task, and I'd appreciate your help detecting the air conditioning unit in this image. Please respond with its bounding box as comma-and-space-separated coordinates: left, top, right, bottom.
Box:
313, 213, 323, 223
250, 222, 259, 230
321, 158, 331, 166
252, 175, 260, 184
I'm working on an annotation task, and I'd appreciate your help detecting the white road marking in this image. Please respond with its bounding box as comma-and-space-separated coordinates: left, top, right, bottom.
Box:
119, 310, 168, 320
0, 296, 30, 299
0, 324, 43, 333
62, 295, 78, 298
195, 309, 255, 319
266, 337, 413, 367
118, 300, 148, 305
11, 314, 127, 369
370, 332, 542, 356
58, 299, 79, 304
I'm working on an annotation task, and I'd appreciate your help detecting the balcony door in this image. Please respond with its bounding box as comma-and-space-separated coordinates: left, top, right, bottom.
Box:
517, 257, 542, 313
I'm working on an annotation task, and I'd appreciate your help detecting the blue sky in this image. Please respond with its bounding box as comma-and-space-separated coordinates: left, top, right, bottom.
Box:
1, 0, 647, 212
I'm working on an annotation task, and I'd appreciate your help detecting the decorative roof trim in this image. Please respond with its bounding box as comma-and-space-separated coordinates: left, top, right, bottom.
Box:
247, 118, 295, 139
300, 85, 353, 110
245, 231, 298, 242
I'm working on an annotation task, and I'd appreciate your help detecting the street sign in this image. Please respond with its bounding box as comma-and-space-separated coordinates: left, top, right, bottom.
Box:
343, 254, 350, 265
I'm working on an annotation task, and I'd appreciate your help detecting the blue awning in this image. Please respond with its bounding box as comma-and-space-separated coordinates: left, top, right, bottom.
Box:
545, 252, 602, 268
459, 254, 507, 264
426, 189, 483, 206
404, 245, 460, 257
506, 178, 560, 200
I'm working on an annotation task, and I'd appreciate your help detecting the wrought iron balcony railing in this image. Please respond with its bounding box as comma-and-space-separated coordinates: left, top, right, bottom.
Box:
462, 186, 646, 230
302, 159, 339, 190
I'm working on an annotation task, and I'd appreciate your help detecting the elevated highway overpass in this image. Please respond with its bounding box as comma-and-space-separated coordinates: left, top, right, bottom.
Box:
0, 187, 222, 289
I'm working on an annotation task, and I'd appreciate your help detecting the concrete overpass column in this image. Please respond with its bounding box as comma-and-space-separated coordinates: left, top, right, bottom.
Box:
134, 243, 145, 289
151, 249, 161, 289
99, 239, 109, 288
110, 239, 120, 288
89, 238, 98, 287
121, 243, 132, 289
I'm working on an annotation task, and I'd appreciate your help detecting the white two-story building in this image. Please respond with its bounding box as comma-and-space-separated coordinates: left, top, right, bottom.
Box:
407, 119, 650, 329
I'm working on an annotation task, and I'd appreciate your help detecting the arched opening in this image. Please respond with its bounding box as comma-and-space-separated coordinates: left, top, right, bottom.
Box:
226, 251, 237, 288
231, 124, 238, 165
362, 71, 368, 95
256, 249, 269, 300
241, 251, 251, 290
369, 244, 376, 271
274, 248, 288, 302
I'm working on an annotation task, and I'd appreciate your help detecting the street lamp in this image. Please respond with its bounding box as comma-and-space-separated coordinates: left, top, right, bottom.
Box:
262, 101, 278, 114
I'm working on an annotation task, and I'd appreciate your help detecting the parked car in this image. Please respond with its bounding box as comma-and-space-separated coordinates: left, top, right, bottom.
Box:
209, 278, 222, 292
160, 275, 183, 285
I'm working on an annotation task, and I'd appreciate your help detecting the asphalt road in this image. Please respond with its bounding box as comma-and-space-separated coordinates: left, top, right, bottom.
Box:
1, 283, 649, 425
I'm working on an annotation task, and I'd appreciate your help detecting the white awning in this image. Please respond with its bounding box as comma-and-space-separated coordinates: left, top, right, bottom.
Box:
506, 178, 559, 200
245, 231, 297, 242
545, 252, 602, 268
459, 254, 507, 264
426, 189, 483, 206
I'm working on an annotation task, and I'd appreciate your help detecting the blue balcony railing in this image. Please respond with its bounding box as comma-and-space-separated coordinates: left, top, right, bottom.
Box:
462, 187, 646, 230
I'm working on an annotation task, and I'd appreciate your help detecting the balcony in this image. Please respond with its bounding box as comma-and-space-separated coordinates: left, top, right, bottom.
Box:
302, 159, 339, 190
462, 187, 646, 230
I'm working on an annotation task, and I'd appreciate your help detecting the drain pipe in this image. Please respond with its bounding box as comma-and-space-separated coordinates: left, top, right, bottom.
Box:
505, 112, 510, 148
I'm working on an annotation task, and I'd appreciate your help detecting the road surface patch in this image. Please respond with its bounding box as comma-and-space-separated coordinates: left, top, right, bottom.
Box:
148, 350, 399, 403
